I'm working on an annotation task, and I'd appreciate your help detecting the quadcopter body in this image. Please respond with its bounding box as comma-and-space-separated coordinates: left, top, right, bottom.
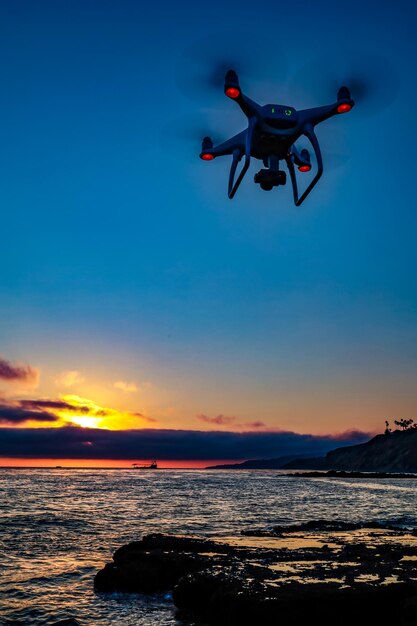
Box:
199, 70, 354, 206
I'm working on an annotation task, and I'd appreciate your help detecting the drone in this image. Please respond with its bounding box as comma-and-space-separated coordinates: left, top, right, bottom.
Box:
199, 70, 354, 206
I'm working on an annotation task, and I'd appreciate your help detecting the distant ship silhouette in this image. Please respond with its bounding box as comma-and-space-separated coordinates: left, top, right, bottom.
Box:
131, 461, 158, 469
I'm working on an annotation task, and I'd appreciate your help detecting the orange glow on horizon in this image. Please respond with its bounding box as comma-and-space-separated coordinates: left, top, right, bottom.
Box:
0, 457, 235, 469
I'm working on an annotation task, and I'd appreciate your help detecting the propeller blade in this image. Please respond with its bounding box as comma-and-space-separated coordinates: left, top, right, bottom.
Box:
158, 113, 233, 163
287, 49, 400, 116
174, 31, 288, 108
160, 112, 235, 143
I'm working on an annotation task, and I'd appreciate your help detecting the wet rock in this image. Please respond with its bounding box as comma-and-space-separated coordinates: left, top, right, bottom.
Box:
272, 519, 362, 533
376, 543, 404, 561
95, 548, 210, 593
173, 571, 415, 626
95, 531, 417, 625
173, 568, 275, 625
402, 595, 417, 622
285, 470, 417, 479
174, 571, 417, 626
339, 543, 375, 561
113, 533, 228, 562
241, 518, 408, 536
273, 519, 404, 534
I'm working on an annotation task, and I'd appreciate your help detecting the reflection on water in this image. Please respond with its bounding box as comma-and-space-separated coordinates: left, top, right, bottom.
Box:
1, 469, 417, 625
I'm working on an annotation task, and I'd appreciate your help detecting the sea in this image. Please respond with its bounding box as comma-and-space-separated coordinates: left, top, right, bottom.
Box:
1, 468, 417, 625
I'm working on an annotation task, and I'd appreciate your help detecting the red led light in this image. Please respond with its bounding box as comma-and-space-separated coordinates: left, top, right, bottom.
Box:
201, 153, 214, 161
225, 87, 240, 99
337, 103, 352, 114
298, 164, 311, 172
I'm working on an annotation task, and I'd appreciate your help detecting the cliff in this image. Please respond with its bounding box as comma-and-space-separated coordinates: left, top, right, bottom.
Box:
325, 429, 417, 472
209, 429, 417, 473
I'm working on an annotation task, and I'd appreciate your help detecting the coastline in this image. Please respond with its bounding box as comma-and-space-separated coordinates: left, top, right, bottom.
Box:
283, 470, 417, 479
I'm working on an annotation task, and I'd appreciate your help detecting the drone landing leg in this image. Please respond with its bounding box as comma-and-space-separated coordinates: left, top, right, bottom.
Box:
228, 117, 256, 199
286, 128, 323, 207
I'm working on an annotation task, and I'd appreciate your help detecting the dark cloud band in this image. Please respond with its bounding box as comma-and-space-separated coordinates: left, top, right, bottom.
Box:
0, 426, 371, 460
0, 406, 58, 424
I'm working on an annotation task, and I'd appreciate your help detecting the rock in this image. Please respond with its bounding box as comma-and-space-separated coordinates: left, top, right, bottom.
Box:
94, 531, 417, 625
173, 568, 274, 625
95, 549, 210, 593
240, 518, 408, 536
176, 575, 417, 626
94, 533, 237, 593
339, 543, 375, 561
113, 533, 228, 562
402, 594, 417, 620
272, 519, 362, 533
285, 470, 417, 479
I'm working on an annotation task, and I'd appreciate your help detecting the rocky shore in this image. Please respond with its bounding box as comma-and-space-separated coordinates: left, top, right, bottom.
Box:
284, 470, 417, 479
94, 523, 417, 625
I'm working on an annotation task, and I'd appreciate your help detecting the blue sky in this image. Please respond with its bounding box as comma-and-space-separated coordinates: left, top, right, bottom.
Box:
0, 0, 416, 445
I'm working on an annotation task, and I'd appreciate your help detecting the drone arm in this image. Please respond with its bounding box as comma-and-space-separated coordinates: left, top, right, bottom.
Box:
299, 95, 354, 127
228, 117, 256, 199
224, 70, 262, 119
286, 126, 323, 207
299, 103, 339, 127
210, 131, 247, 157
233, 94, 262, 120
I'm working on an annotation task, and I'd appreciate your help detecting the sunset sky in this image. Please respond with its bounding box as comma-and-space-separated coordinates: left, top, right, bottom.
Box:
1, 0, 416, 466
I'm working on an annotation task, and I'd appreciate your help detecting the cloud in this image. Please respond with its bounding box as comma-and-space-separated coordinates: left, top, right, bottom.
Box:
331, 429, 372, 441
243, 421, 266, 429
114, 381, 138, 393
56, 395, 115, 417
114, 381, 156, 393
0, 426, 372, 460
197, 414, 237, 426
0, 404, 58, 424
54, 370, 84, 388
131, 411, 157, 423
197, 414, 266, 429
0, 394, 154, 430
0, 357, 39, 386
19, 398, 110, 415
20, 399, 80, 411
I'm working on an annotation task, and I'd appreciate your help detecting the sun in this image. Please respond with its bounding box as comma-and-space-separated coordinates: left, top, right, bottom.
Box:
52, 394, 151, 430
68, 415, 101, 428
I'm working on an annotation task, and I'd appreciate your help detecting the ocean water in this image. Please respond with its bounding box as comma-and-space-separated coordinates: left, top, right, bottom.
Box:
1, 468, 417, 625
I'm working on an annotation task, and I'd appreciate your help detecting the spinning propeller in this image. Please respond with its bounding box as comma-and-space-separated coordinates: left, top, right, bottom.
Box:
287, 50, 400, 117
